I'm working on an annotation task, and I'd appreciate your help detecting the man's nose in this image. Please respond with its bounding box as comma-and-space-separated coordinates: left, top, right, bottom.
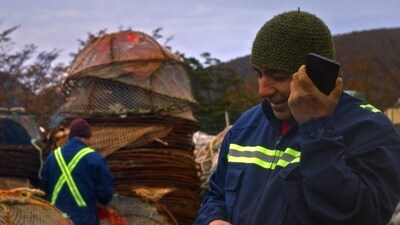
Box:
258, 76, 277, 97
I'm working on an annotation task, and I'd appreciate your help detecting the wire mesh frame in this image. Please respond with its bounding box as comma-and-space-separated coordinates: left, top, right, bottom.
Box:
62, 76, 197, 118
65, 60, 196, 102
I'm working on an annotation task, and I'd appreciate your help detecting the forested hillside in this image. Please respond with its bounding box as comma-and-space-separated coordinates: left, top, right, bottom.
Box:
221, 28, 400, 111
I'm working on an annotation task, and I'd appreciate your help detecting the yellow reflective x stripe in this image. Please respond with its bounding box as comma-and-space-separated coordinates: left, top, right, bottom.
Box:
228, 143, 300, 169
360, 104, 381, 113
52, 147, 94, 206
51, 147, 94, 207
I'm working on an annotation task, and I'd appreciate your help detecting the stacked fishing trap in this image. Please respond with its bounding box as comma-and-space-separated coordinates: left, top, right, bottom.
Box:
59, 30, 201, 225
0, 111, 67, 224
0, 115, 42, 189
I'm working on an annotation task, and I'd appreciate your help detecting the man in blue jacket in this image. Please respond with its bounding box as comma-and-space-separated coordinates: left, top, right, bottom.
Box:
194, 10, 400, 225
43, 118, 113, 225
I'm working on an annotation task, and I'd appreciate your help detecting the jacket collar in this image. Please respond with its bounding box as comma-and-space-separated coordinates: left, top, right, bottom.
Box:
64, 137, 88, 149
261, 99, 300, 136
261, 99, 282, 132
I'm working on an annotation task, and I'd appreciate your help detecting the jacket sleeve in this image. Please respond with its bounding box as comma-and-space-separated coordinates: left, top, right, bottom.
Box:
288, 115, 400, 225
194, 131, 232, 225
93, 153, 114, 206
42, 156, 50, 199
42, 152, 56, 200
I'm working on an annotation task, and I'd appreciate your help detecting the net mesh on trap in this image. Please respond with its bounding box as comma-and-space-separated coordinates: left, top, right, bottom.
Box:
0, 188, 73, 225
99, 195, 178, 225
90, 124, 172, 156
62, 30, 197, 119
51, 122, 174, 157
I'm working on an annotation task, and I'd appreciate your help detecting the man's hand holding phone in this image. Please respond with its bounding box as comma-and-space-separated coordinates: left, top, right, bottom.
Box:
288, 64, 343, 124
306, 53, 341, 95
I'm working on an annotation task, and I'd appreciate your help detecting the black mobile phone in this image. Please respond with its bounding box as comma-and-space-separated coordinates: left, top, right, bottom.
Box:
306, 53, 340, 95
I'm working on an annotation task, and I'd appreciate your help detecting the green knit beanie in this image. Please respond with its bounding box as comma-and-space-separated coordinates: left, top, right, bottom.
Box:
251, 11, 335, 74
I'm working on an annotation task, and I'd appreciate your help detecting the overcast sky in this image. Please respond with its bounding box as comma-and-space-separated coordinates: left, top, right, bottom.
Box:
1, 0, 399, 64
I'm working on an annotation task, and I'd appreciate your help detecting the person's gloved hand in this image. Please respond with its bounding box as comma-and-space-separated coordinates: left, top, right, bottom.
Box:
288, 65, 343, 124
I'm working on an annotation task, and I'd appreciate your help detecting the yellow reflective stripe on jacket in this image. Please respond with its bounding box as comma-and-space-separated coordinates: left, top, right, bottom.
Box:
228, 143, 300, 169
51, 147, 95, 207
360, 104, 381, 113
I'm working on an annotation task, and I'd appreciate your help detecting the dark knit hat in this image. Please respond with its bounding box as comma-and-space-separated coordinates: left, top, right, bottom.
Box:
251, 11, 335, 74
68, 118, 92, 140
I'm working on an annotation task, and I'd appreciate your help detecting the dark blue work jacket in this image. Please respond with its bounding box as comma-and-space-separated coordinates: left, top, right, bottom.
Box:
194, 93, 400, 225
43, 138, 113, 225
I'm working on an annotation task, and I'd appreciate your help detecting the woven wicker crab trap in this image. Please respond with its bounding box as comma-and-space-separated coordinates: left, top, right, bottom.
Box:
54, 30, 201, 225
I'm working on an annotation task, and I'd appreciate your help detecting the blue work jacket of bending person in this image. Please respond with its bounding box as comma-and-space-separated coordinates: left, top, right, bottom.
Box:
43, 137, 113, 225
194, 93, 400, 225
